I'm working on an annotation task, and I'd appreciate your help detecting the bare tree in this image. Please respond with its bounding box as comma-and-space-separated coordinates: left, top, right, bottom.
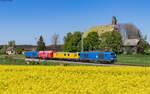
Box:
51, 33, 59, 50
119, 24, 141, 40
8, 40, 16, 47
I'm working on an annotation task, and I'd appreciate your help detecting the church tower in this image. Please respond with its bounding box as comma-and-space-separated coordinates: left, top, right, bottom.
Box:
112, 16, 117, 25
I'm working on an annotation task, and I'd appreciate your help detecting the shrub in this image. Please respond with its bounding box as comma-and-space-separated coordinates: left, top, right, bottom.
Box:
4, 56, 16, 62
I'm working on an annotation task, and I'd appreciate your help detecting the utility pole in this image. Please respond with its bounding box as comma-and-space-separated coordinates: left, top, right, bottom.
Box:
72, 25, 85, 52
81, 32, 84, 52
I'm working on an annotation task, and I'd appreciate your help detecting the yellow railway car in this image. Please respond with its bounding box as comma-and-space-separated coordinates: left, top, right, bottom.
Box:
53, 52, 80, 59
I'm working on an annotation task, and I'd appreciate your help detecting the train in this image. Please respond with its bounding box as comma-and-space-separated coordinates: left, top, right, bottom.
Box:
25, 51, 117, 63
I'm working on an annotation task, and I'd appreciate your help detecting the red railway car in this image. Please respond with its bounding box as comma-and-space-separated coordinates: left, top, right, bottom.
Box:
38, 51, 56, 59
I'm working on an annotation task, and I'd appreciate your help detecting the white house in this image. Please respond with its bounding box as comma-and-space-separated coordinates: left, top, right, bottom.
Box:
6, 47, 15, 55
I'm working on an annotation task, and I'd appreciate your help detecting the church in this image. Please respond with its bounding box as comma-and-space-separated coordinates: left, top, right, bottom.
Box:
83, 16, 119, 37
84, 16, 142, 54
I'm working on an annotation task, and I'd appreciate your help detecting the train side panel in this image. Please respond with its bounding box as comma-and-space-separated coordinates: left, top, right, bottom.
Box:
25, 51, 39, 58
80, 52, 100, 60
38, 51, 56, 59
80, 52, 116, 63
53, 52, 80, 59
25, 51, 32, 58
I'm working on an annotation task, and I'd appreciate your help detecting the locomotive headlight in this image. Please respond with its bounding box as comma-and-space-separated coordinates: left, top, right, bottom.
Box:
111, 58, 116, 61
96, 55, 98, 58
111, 58, 117, 62
110, 58, 114, 60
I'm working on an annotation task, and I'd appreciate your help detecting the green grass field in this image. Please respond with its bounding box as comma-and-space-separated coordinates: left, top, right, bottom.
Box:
0, 59, 26, 65
0, 54, 25, 59
115, 54, 150, 66
0, 56, 88, 66
0, 54, 150, 66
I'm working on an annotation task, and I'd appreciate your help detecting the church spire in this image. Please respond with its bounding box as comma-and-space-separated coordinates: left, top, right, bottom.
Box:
112, 16, 117, 25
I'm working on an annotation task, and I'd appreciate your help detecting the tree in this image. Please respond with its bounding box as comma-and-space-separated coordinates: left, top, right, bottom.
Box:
15, 47, 23, 54
69, 31, 82, 52
51, 33, 59, 51
119, 24, 141, 40
0, 45, 7, 54
64, 32, 73, 52
137, 35, 149, 54
100, 31, 122, 53
37, 35, 46, 51
8, 40, 15, 47
63, 31, 82, 52
83, 32, 100, 51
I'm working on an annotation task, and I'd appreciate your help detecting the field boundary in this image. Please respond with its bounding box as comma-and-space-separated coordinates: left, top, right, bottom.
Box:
25, 58, 147, 67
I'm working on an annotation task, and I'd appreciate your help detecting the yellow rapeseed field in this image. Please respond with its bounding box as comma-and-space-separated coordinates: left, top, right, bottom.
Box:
0, 66, 150, 94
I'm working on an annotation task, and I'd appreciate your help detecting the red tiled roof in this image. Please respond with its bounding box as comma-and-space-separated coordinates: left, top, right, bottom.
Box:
7, 47, 14, 51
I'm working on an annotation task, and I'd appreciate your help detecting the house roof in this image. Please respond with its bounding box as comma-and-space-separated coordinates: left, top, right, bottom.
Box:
23, 48, 32, 51
123, 39, 140, 46
6, 47, 14, 51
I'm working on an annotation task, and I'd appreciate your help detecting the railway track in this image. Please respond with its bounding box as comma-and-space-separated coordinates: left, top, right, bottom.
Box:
25, 58, 144, 67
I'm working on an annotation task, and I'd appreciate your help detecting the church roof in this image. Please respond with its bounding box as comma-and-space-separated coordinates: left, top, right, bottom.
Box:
123, 39, 140, 46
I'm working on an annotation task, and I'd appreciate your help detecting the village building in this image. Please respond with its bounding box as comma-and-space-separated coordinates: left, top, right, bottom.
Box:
83, 16, 119, 37
6, 47, 15, 55
122, 39, 140, 54
83, 16, 141, 54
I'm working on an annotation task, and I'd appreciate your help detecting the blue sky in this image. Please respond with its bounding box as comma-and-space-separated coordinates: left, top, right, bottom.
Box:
0, 0, 149, 45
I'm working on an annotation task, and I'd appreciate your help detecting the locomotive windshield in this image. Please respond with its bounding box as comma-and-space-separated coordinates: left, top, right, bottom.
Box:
111, 53, 116, 56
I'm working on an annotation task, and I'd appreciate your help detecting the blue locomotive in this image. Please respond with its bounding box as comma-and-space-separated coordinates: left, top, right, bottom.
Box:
25, 51, 39, 58
80, 51, 116, 63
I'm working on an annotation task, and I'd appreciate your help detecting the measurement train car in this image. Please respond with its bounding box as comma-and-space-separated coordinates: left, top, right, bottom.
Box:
53, 52, 80, 60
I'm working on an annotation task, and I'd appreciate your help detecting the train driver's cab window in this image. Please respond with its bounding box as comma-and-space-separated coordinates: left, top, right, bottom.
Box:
111, 53, 116, 56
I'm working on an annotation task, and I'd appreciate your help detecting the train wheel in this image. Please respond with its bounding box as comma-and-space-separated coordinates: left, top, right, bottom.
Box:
100, 61, 103, 64
111, 60, 114, 64
104, 61, 109, 64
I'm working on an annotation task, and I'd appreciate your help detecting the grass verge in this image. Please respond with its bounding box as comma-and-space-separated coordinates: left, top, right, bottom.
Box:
115, 54, 150, 66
